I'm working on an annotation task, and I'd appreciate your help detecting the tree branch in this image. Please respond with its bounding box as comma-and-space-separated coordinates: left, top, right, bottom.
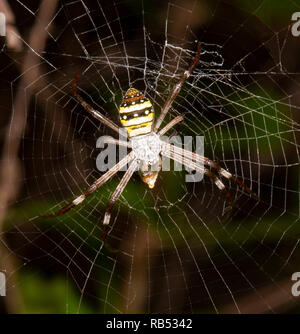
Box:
0, 0, 59, 314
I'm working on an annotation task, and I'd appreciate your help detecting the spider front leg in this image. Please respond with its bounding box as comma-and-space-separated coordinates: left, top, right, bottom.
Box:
153, 42, 201, 132
73, 73, 120, 134
99, 136, 131, 148
41, 151, 135, 219
102, 158, 139, 240
158, 115, 184, 136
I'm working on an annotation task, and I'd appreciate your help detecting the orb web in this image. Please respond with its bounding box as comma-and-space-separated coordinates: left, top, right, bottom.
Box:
0, 0, 299, 313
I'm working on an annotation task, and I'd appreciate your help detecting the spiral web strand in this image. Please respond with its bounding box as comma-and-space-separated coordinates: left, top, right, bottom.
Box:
0, 0, 299, 313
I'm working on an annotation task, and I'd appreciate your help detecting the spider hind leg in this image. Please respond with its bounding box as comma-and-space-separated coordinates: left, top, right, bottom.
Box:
102, 159, 139, 240
41, 152, 135, 221
164, 142, 258, 199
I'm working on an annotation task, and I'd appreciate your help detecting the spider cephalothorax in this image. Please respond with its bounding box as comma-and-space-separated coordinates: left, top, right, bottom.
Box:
42, 42, 257, 240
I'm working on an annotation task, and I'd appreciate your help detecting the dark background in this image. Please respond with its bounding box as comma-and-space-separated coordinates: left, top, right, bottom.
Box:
0, 0, 299, 313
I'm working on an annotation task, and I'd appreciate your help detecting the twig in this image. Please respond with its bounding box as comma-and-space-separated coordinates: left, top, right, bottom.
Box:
0, 0, 59, 314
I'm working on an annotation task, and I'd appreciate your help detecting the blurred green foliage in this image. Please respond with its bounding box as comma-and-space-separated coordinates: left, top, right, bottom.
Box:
20, 270, 94, 314
232, 0, 297, 27
2, 0, 299, 314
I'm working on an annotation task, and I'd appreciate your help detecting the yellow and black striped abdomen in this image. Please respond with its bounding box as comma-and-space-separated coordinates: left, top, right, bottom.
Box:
119, 88, 154, 138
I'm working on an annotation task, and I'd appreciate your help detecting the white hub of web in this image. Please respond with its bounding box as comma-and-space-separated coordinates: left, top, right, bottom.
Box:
130, 132, 162, 165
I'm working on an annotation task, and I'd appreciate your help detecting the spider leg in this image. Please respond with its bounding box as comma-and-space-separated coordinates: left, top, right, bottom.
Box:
41, 151, 135, 219
102, 158, 139, 240
158, 115, 184, 136
153, 42, 201, 132
73, 73, 120, 134
163, 142, 258, 199
161, 148, 233, 208
99, 136, 131, 148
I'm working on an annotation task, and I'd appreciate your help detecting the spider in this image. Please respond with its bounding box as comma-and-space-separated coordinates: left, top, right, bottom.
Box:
42, 42, 257, 239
